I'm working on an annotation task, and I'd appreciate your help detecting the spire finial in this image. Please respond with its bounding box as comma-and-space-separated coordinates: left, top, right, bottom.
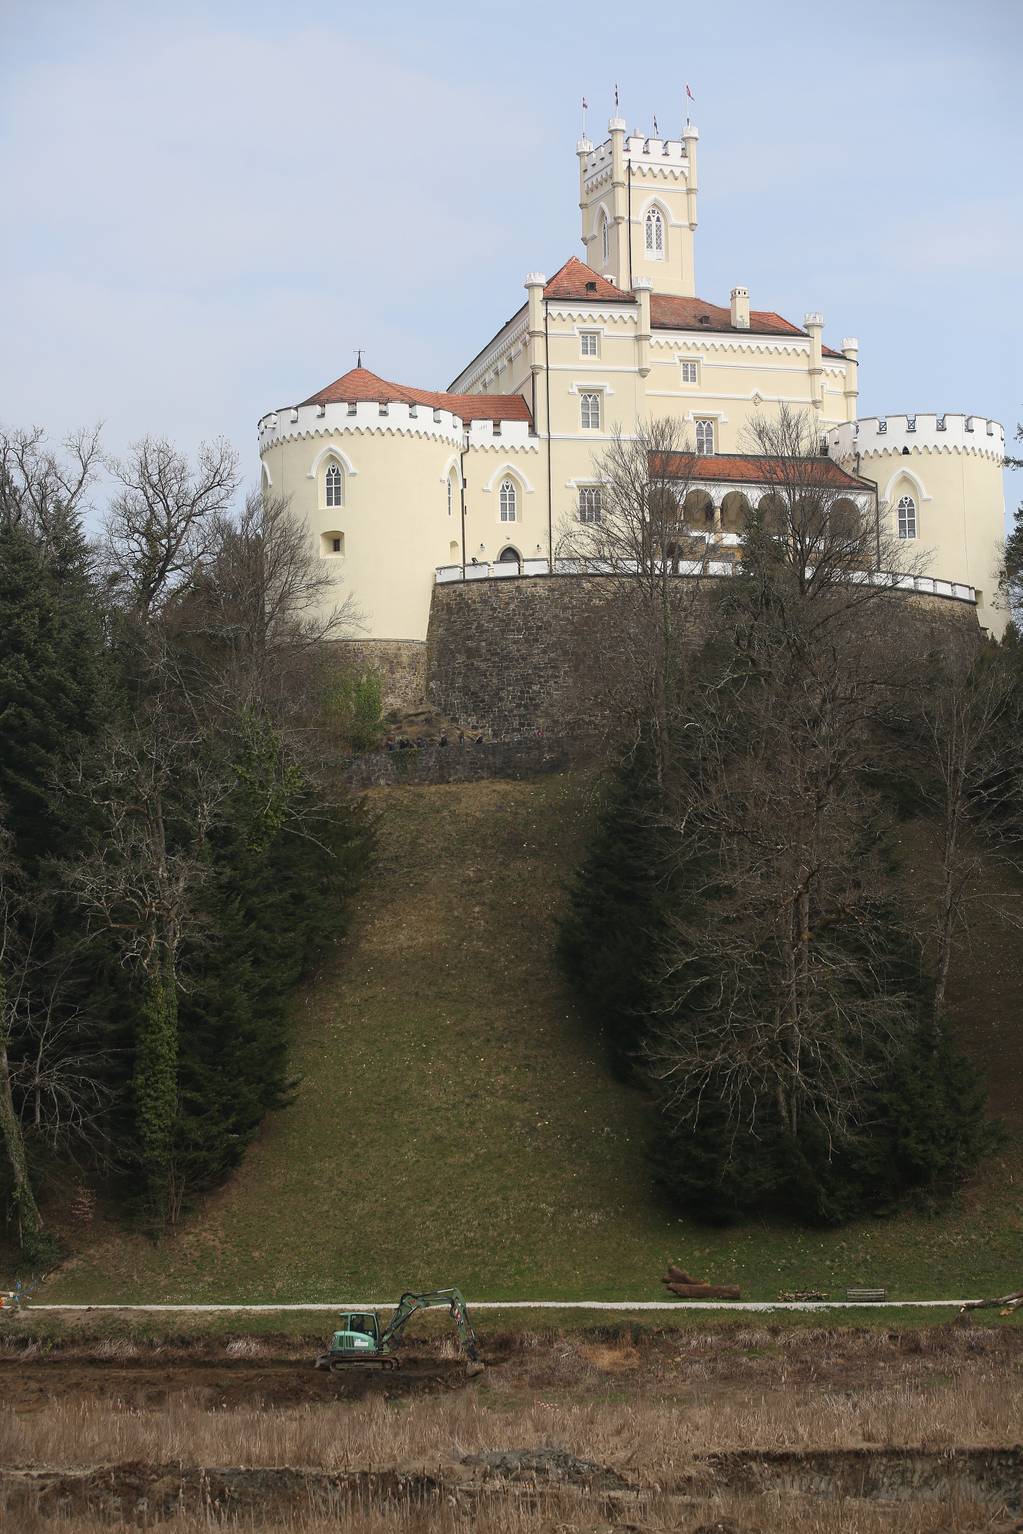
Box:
356, 348, 363, 368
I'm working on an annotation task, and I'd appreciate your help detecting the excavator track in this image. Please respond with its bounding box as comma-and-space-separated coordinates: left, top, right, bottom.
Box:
315, 1354, 400, 1373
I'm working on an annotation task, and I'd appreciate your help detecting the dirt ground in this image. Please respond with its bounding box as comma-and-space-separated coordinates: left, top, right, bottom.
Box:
2, 1322, 1022, 1531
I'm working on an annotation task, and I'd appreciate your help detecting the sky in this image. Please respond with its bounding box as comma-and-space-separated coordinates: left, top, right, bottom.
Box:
2, 0, 1020, 511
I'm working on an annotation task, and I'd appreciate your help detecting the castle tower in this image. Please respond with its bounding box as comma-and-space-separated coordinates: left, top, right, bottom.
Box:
828, 413, 1007, 635
578, 116, 698, 297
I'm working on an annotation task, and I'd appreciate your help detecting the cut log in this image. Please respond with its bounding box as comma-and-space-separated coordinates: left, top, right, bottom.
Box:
959, 1290, 1023, 1315
666, 1283, 741, 1300
666, 1265, 702, 1285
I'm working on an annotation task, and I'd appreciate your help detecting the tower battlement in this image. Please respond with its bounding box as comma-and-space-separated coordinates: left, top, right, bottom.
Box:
830, 414, 1005, 463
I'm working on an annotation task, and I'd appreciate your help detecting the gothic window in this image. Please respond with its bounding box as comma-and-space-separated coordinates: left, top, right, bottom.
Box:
580, 331, 599, 357
601, 212, 609, 263
499, 479, 517, 521
695, 417, 715, 454
448, 471, 459, 517
644, 206, 665, 260
325, 461, 343, 507
580, 391, 601, 429
578, 486, 602, 524
897, 494, 917, 540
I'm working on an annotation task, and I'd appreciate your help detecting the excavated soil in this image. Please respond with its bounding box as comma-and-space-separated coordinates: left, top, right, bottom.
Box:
3, 1328, 1023, 1528
0, 1355, 473, 1410
2, 1448, 1021, 1523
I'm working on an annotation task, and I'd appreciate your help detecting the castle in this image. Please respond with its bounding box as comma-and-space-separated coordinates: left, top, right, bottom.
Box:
258, 115, 1007, 677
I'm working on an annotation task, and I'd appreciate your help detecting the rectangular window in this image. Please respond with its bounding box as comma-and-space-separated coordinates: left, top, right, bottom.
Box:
578, 487, 602, 524
680, 359, 699, 384
695, 417, 715, 454
580, 391, 601, 430
580, 332, 599, 357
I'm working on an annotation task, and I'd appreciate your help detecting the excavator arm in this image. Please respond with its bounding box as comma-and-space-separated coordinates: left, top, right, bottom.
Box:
379, 1288, 481, 1364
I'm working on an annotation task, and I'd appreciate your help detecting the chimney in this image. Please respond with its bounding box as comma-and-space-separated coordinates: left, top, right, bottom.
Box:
730, 286, 750, 330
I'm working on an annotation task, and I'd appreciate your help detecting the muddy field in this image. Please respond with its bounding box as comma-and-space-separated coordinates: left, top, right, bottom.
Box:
2, 1322, 1022, 1531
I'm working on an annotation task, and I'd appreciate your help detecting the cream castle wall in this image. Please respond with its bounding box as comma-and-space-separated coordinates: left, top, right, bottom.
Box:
258, 116, 1007, 649
829, 415, 1007, 634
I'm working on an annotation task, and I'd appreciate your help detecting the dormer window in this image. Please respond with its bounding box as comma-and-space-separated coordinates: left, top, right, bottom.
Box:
585, 280, 597, 292
325, 461, 343, 507
644, 206, 665, 260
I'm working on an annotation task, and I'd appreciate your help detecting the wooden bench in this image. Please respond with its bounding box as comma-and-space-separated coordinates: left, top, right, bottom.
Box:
846, 1287, 887, 1303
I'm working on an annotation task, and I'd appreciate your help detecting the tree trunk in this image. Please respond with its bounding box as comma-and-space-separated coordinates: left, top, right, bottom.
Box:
132, 950, 179, 1224
0, 1027, 44, 1251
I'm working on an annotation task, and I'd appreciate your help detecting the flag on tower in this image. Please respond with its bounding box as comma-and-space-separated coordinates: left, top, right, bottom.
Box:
614, 82, 619, 109
686, 83, 695, 101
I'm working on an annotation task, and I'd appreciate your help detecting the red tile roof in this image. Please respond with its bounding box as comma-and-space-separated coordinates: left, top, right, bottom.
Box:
300, 367, 532, 423
656, 452, 871, 492
542, 257, 633, 303
650, 294, 842, 354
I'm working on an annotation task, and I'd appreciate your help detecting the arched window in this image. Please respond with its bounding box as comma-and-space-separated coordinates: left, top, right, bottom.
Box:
325, 461, 343, 508
695, 417, 715, 454
499, 479, 517, 522
580, 391, 601, 430
897, 494, 917, 539
644, 206, 665, 260
578, 486, 602, 524
447, 471, 458, 517
601, 212, 609, 264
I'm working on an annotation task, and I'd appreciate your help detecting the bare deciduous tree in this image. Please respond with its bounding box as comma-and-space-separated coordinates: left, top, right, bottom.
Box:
0, 423, 102, 533
103, 436, 239, 621
896, 635, 1023, 1029
181, 489, 361, 716
740, 404, 930, 610
555, 417, 703, 774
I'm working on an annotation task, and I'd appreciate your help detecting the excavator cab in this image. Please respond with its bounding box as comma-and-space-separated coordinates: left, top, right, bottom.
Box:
328, 1311, 381, 1355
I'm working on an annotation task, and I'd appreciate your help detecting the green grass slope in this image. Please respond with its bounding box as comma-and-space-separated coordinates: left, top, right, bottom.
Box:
24, 775, 1023, 1303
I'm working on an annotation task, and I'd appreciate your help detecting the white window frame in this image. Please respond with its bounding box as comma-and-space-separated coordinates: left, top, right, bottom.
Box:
499, 478, 518, 522
694, 417, 715, 454
601, 212, 609, 263
679, 358, 700, 385
644, 206, 665, 261
580, 391, 601, 430
580, 331, 600, 358
578, 486, 602, 524
897, 494, 917, 540
324, 460, 343, 508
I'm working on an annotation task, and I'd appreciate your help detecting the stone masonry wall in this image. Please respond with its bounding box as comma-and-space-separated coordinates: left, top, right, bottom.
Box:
425, 574, 980, 739
335, 639, 427, 713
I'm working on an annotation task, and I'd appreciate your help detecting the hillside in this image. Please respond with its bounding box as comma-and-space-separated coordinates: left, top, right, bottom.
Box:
16, 774, 1023, 1303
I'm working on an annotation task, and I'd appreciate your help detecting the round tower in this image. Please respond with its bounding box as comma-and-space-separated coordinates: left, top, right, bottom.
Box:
828, 413, 1007, 635
257, 385, 465, 658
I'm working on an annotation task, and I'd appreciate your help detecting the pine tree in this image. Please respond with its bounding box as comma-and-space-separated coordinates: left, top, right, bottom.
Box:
558, 730, 673, 1079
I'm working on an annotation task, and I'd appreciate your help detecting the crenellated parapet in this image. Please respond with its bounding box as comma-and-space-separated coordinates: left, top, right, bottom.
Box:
258, 399, 465, 452
830, 414, 1005, 464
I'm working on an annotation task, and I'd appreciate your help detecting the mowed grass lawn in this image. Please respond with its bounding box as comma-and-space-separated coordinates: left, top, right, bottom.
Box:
30, 775, 1023, 1304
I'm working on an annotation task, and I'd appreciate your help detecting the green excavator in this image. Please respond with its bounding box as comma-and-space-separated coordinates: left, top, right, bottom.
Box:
314, 1288, 483, 1375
